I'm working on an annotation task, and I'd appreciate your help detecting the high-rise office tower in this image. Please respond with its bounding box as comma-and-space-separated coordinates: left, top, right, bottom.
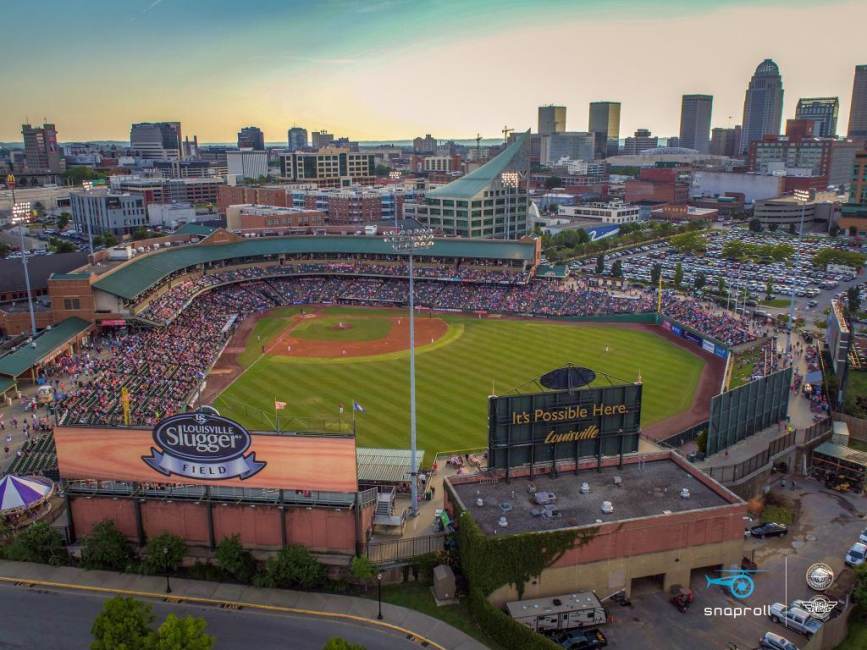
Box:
679, 95, 713, 153
130, 122, 183, 160
795, 97, 839, 138
538, 105, 567, 136
588, 102, 621, 158
709, 127, 741, 157
622, 129, 658, 155
740, 59, 784, 154
311, 130, 334, 149
21, 122, 65, 172
847, 65, 867, 139
287, 127, 308, 151
237, 126, 265, 150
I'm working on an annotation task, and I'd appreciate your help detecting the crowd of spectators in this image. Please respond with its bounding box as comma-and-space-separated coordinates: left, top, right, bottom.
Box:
661, 293, 756, 347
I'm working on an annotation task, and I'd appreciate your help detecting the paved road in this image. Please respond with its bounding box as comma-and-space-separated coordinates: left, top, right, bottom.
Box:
0, 583, 419, 650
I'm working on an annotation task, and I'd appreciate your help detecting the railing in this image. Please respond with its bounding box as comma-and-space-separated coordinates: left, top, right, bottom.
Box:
705, 430, 796, 484
800, 418, 833, 445
366, 533, 446, 565
658, 420, 708, 449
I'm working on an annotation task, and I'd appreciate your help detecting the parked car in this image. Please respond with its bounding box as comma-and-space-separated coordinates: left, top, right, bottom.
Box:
768, 604, 822, 637
845, 542, 867, 567
750, 522, 789, 538
551, 628, 608, 650
760, 631, 799, 650
858, 527, 867, 544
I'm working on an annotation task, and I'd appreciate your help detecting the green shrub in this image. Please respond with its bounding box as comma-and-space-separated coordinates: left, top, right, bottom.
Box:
322, 638, 366, 650
215, 535, 256, 584
3, 522, 68, 566
81, 520, 135, 571
255, 544, 325, 590
141, 533, 186, 575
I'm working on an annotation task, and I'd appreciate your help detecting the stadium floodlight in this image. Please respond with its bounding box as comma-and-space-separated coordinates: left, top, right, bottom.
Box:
500, 171, 520, 240
80, 181, 96, 256
384, 219, 435, 518
785, 189, 812, 356
10, 199, 37, 336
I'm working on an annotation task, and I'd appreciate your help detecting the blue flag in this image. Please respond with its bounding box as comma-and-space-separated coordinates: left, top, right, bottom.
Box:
353, 400, 366, 414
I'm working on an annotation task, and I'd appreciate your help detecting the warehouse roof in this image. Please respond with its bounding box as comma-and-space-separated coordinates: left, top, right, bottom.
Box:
0, 317, 91, 378
0, 251, 88, 295
814, 442, 867, 468
174, 223, 217, 237
92, 235, 537, 300
356, 447, 425, 484
428, 131, 529, 200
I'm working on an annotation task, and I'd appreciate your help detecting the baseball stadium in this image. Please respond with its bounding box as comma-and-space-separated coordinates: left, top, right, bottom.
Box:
21, 230, 748, 456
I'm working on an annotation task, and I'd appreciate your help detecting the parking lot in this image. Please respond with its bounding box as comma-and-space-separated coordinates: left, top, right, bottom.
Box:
602, 477, 867, 649
572, 227, 864, 324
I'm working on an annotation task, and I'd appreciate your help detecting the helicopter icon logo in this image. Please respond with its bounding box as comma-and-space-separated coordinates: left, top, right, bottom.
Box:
705, 569, 759, 599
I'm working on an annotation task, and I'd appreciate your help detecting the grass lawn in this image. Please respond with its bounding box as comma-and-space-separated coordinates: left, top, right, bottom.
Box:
760, 298, 792, 308
731, 346, 762, 388
213, 307, 705, 457
837, 609, 867, 650
370, 582, 505, 650
844, 371, 867, 419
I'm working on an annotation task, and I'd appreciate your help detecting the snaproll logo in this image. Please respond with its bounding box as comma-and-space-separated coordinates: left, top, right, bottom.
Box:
143, 412, 266, 480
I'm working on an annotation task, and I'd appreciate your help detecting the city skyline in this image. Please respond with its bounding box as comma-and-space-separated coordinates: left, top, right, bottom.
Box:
1, 0, 866, 143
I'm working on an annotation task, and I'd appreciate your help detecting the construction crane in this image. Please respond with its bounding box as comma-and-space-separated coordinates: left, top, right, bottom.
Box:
502, 125, 514, 142
475, 133, 482, 159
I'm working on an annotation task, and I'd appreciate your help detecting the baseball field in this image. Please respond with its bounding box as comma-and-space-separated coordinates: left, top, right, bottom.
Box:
209, 306, 707, 457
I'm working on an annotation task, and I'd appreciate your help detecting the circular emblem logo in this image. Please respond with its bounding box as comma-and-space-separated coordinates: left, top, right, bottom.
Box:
805, 595, 838, 621
806, 562, 835, 591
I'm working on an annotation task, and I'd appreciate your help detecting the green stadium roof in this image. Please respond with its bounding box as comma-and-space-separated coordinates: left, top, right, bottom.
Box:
427, 131, 529, 200
0, 377, 15, 396
93, 235, 537, 300
0, 317, 91, 378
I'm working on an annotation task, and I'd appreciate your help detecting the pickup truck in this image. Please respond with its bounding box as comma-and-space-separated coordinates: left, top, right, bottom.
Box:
769, 604, 822, 637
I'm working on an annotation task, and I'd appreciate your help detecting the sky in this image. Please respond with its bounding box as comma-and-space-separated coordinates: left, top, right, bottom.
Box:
1, 0, 865, 143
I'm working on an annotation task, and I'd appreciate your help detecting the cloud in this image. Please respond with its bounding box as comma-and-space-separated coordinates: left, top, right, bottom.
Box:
143, 0, 164, 13
248, 53, 359, 66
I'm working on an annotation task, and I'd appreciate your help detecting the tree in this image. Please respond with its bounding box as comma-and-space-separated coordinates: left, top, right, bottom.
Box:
81, 520, 135, 572
812, 248, 866, 270
374, 164, 390, 178
3, 521, 67, 565
765, 278, 774, 301
215, 535, 256, 584
595, 254, 604, 274
749, 218, 763, 232
50, 237, 77, 253
0, 242, 9, 258
350, 555, 377, 591
90, 597, 154, 650
788, 223, 797, 235
670, 231, 706, 254
544, 176, 562, 190
768, 222, 778, 232
610, 260, 623, 277
694, 272, 706, 290
148, 614, 214, 650
650, 263, 661, 286
63, 166, 101, 186
695, 430, 708, 455
141, 533, 186, 575
717, 276, 726, 295
850, 225, 858, 237
673, 262, 683, 289
848, 286, 862, 315
132, 229, 152, 241
829, 224, 841, 237
322, 639, 366, 650
57, 213, 70, 230
255, 544, 325, 590
103, 233, 118, 247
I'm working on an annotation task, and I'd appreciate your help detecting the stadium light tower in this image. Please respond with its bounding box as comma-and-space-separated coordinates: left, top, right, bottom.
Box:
500, 171, 520, 240
384, 219, 434, 518
81, 180, 95, 258
787, 189, 811, 357
10, 197, 38, 337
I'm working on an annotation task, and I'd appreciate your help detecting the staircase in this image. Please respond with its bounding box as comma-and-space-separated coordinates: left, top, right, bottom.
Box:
373, 488, 405, 534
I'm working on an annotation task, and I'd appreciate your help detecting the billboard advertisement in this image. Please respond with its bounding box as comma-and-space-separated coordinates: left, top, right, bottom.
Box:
55, 414, 358, 492
488, 383, 642, 471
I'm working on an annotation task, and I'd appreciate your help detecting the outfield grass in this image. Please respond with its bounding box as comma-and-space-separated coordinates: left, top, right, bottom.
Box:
213, 307, 705, 457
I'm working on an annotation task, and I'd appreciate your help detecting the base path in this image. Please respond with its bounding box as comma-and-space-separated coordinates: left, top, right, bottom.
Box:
267, 312, 449, 359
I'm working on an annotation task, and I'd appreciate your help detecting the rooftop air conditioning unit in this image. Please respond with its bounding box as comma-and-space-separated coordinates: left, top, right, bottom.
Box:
613, 476, 622, 487
498, 516, 508, 528
680, 488, 690, 499
580, 482, 591, 494
601, 501, 614, 514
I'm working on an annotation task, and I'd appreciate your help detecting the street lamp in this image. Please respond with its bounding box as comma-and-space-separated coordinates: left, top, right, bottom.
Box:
376, 572, 383, 620
501, 171, 520, 240
81, 180, 95, 258
384, 219, 434, 518
786, 189, 812, 357
163, 546, 172, 594
11, 198, 37, 337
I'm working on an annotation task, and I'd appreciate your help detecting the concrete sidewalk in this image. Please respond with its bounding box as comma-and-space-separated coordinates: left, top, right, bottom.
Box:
0, 560, 487, 650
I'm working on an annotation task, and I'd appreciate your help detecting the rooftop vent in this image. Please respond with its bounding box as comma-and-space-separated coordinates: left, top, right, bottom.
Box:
498, 516, 509, 528
613, 476, 622, 487
580, 482, 591, 494
601, 501, 614, 514
680, 488, 690, 499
